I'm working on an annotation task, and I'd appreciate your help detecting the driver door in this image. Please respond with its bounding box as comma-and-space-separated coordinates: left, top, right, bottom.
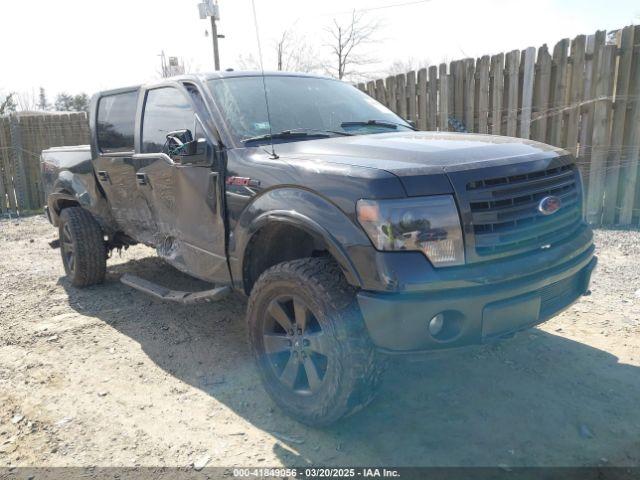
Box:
134, 85, 229, 284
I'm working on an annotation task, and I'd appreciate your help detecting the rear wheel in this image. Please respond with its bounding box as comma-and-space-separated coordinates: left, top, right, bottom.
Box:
59, 207, 107, 287
247, 257, 384, 426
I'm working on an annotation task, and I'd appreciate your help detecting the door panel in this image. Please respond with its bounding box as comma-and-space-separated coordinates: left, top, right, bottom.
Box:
94, 154, 157, 245
133, 153, 229, 284
132, 84, 230, 284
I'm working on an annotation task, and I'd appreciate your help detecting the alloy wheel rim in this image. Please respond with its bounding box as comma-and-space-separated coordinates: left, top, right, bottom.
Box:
262, 294, 329, 394
61, 224, 75, 274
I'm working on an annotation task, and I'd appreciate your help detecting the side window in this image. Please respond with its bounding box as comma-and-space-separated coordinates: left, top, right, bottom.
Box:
97, 91, 137, 153
184, 84, 208, 142
142, 87, 196, 154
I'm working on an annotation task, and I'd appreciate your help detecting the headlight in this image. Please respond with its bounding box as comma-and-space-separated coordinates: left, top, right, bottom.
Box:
356, 195, 465, 267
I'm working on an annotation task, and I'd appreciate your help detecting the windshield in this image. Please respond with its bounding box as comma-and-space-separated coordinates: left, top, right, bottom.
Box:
206, 75, 412, 145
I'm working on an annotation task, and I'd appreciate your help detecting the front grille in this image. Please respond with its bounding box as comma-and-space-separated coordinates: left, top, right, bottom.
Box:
466, 164, 582, 258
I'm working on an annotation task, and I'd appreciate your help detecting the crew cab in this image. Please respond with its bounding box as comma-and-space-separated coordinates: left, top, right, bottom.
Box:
41, 72, 596, 426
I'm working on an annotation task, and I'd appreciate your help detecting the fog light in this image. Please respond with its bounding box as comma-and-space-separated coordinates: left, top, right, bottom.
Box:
428, 313, 445, 337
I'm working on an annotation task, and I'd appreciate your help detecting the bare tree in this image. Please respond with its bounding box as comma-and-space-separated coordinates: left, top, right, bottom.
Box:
276, 30, 291, 71
236, 53, 262, 71
324, 10, 380, 80
15, 90, 39, 112
276, 29, 319, 73
387, 57, 431, 75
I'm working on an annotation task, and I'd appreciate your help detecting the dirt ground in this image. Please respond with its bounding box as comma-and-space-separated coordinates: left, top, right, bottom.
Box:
0, 214, 638, 468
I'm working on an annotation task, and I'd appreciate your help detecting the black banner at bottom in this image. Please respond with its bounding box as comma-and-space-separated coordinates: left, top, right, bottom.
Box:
0, 467, 639, 480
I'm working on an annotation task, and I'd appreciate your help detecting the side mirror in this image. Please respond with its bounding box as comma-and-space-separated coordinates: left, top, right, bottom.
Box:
166, 130, 212, 166
180, 139, 212, 166
166, 129, 193, 151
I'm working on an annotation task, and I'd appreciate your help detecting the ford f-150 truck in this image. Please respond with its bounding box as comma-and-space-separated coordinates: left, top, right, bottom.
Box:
41, 72, 596, 426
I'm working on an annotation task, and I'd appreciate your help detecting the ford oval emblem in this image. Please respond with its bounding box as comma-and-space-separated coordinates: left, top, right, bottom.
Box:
538, 196, 562, 215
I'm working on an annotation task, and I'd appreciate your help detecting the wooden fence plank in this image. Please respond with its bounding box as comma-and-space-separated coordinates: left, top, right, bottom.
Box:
375, 79, 386, 106
21, 115, 37, 208
602, 26, 635, 224
490, 53, 505, 134
464, 58, 475, 132
520, 47, 536, 138
579, 31, 606, 195
428, 66, 438, 130
505, 50, 520, 137
366, 81, 375, 98
406, 70, 417, 123
477, 56, 490, 134
396, 73, 407, 118
548, 38, 570, 147
417, 68, 427, 130
452, 60, 464, 122
385, 76, 396, 114
447, 64, 455, 122
585, 45, 616, 224
564, 35, 586, 156
439, 63, 449, 131
531, 44, 552, 142
619, 25, 640, 225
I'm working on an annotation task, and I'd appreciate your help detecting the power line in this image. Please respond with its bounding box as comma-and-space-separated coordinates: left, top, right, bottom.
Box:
322, 0, 433, 16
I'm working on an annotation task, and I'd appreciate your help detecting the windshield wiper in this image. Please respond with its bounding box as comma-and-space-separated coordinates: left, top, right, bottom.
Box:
341, 119, 416, 130
242, 128, 353, 144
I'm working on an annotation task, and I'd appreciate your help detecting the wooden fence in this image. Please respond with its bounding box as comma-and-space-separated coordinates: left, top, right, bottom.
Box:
358, 25, 640, 227
2, 26, 640, 227
0, 112, 90, 214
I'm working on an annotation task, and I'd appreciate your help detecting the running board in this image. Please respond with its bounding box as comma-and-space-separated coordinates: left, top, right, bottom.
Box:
120, 273, 230, 304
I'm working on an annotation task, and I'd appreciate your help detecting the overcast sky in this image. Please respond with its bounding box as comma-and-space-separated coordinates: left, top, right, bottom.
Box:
2, 0, 639, 101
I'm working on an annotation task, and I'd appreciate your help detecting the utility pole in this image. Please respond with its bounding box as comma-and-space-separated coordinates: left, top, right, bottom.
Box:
210, 15, 220, 71
199, 0, 222, 70
158, 50, 167, 77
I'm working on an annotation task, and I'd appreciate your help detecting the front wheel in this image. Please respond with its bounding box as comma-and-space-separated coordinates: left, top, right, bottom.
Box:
59, 207, 107, 288
247, 257, 384, 426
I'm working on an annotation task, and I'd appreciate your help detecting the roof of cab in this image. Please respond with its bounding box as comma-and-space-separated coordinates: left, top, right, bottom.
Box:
96, 71, 336, 97
204, 70, 332, 80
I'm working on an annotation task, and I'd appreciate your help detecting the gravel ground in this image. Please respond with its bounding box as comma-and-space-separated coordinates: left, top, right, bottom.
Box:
0, 214, 639, 468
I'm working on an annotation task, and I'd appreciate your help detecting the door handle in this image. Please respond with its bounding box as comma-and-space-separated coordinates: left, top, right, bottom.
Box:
97, 171, 109, 182
136, 173, 148, 186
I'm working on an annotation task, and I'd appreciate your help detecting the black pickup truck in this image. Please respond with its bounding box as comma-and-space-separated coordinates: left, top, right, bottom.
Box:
41, 72, 596, 426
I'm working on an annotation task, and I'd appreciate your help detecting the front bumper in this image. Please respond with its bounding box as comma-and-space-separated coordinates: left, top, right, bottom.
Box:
357, 239, 596, 353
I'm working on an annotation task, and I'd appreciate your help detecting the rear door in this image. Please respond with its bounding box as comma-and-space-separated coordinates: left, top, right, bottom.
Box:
135, 84, 230, 284
93, 90, 157, 245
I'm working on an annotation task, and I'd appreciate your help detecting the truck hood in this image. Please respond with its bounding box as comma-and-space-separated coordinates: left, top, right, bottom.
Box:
276, 131, 567, 195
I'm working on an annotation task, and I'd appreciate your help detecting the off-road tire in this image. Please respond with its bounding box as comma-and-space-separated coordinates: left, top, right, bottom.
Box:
247, 257, 384, 426
59, 207, 107, 288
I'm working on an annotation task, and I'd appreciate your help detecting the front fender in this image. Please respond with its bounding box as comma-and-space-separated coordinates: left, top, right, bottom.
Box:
230, 187, 374, 288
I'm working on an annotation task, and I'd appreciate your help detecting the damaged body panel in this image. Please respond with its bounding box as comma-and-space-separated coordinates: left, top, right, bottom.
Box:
41, 145, 116, 232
